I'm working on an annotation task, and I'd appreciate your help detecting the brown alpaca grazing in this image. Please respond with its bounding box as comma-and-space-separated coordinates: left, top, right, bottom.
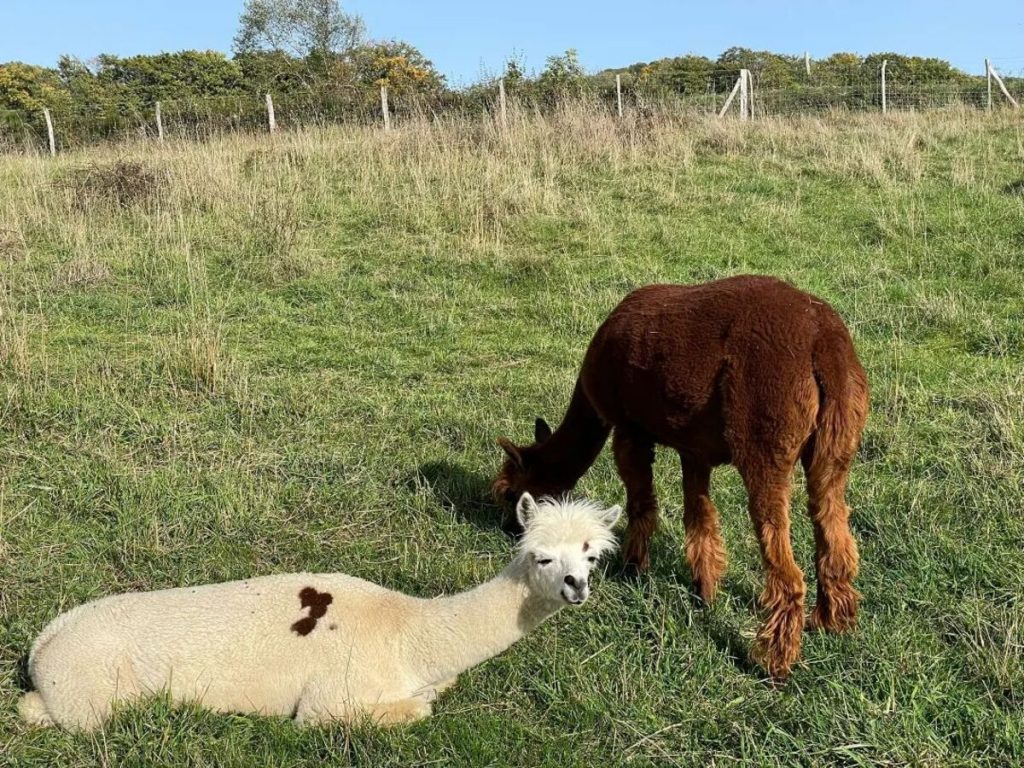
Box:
493, 275, 869, 679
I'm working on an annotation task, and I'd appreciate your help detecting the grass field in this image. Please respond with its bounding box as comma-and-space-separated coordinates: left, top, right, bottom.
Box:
1, 106, 1023, 767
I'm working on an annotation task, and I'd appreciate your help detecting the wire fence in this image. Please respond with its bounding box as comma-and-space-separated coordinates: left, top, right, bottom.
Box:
2, 63, 1022, 155
0, 90, 465, 153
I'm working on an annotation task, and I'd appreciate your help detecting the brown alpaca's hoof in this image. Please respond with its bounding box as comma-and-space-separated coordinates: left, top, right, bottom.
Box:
808, 586, 860, 633
622, 561, 647, 581
692, 578, 719, 605
685, 534, 727, 605
622, 540, 650, 575
751, 638, 797, 682
752, 598, 805, 681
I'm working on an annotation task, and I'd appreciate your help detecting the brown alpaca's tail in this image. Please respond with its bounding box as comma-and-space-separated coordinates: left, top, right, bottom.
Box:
809, 326, 869, 477
804, 319, 868, 634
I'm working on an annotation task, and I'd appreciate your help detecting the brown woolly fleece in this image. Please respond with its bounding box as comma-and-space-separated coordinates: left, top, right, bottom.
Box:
494, 275, 869, 679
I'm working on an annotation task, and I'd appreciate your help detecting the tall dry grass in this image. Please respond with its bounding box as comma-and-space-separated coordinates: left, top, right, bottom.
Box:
1, 102, 1018, 394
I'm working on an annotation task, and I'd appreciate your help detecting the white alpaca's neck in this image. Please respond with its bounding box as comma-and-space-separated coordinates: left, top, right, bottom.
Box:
405, 558, 561, 686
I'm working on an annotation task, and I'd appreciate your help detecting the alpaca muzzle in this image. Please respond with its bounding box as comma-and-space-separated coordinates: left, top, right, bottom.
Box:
561, 574, 589, 605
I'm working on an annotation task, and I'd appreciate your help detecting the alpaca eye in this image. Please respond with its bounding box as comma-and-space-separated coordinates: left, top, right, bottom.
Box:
587, 556, 597, 564
536, 558, 553, 566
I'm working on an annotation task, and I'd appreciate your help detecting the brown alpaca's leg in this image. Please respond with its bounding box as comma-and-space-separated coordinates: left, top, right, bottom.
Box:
613, 429, 658, 572
803, 448, 860, 633
743, 467, 806, 680
681, 462, 727, 602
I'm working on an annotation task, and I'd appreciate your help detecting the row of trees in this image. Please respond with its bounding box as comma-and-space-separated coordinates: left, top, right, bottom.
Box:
586, 48, 999, 113
0, 0, 447, 145
597, 48, 979, 95
0, 0, 1007, 148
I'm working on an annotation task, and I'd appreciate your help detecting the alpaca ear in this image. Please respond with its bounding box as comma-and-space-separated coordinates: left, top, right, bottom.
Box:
534, 418, 552, 443
516, 492, 539, 529
497, 437, 523, 468
601, 505, 622, 528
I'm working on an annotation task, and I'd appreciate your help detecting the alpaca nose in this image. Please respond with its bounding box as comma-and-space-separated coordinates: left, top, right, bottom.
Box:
564, 574, 584, 589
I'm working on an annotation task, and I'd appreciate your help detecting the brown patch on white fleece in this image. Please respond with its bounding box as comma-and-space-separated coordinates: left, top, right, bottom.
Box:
290, 587, 333, 636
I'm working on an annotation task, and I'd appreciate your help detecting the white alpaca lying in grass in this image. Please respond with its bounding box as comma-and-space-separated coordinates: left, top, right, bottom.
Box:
19, 494, 619, 731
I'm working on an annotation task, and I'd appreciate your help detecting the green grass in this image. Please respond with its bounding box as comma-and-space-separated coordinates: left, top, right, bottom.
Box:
1, 106, 1023, 766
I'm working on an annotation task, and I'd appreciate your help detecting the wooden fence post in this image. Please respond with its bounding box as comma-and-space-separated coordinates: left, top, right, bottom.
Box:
986, 59, 992, 112
381, 85, 391, 131
265, 93, 277, 133
746, 70, 754, 118
881, 60, 888, 114
498, 78, 507, 125
616, 74, 623, 118
43, 108, 56, 156
804, 52, 811, 77
718, 74, 742, 118
155, 101, 164, 142
739, 69, 750, 120
988, 63, 1020, 109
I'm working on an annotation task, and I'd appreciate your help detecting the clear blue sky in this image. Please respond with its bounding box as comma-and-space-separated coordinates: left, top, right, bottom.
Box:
3, 1, 1023, 82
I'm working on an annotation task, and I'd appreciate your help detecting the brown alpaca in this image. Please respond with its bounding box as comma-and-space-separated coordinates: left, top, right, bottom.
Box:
493, 275, 869, 679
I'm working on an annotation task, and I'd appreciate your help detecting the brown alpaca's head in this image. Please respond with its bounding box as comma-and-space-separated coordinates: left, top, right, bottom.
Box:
493, 417, 572, 535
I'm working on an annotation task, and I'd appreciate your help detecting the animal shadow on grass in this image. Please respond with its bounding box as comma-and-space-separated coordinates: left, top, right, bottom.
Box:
1002, 179, 1024, 196
16, 651, 31, 692
413, 461, 513, 537
701, 607, 762, 677
611, 534, 764, 677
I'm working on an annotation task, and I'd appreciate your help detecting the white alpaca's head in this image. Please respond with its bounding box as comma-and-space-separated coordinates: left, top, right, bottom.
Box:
514, 493, 620, 606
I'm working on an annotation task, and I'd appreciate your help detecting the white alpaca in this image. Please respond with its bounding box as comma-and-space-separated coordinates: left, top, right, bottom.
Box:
19, 494, 619, 731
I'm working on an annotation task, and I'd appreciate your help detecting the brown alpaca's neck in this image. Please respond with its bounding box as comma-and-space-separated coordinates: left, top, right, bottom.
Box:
537, 381, 609, 490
